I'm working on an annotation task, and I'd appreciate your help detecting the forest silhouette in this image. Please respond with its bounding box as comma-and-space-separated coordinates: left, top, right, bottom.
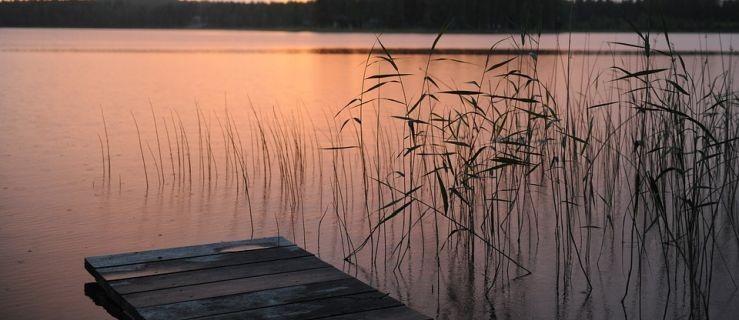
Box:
0, 0, 737, 32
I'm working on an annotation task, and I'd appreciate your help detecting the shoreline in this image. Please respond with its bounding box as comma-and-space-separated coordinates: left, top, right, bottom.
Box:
2, 25, 739, 35
2, 47, 736, 56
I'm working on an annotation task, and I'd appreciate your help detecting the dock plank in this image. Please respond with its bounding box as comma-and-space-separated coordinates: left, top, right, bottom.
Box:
320, 306, 433, 320
84, 237, 432, 319
124, 267, 351, 307
86, 237, 292, 269
93, 246, 310, 281
137, 278, 377, 320
110, 255, 328, 294
197, 292, 402, 320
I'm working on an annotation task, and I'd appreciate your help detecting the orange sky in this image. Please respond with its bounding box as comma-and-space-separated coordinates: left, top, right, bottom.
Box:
185, 0, 312, 3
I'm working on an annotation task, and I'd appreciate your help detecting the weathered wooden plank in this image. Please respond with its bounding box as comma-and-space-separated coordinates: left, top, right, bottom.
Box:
86, 236, 292, 269
320, 306, 433, 320
124, 267, 351, 307
197, 292, 402, 320
137, 278, 377, 320
95, 246, 310, 281
85, 237, 433, 320
110, 255, 329, 294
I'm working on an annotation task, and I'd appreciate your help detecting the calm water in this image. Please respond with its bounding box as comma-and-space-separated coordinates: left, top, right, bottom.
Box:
0, 28, 738, 319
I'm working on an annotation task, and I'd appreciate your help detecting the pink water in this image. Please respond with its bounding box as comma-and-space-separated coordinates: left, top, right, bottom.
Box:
0, 28, 737, 319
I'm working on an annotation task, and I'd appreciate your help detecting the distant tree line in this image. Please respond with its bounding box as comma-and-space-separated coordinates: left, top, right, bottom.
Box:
0, 0, 737, 32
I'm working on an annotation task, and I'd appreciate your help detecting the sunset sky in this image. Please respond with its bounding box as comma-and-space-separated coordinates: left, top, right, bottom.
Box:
185, 0, 312, 2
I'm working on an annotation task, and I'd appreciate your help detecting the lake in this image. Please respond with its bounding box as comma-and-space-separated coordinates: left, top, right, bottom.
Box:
0, 28, 738, 319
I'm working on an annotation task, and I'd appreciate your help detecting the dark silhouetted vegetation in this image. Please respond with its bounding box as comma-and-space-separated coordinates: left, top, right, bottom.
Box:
0, 0, 737, 32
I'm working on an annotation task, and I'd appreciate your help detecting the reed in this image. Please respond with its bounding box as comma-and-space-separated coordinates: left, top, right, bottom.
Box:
131, 112, 149, 192
105, 29, 737, 319
149, 101, 165, 185
96, 107, 113, 187
330, 30, 738, 318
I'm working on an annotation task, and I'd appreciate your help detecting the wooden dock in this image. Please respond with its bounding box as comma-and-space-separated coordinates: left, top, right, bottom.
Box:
85, 236, 431, 320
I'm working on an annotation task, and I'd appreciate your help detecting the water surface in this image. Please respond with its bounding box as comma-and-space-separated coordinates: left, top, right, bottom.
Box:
0, 28, 737, 319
